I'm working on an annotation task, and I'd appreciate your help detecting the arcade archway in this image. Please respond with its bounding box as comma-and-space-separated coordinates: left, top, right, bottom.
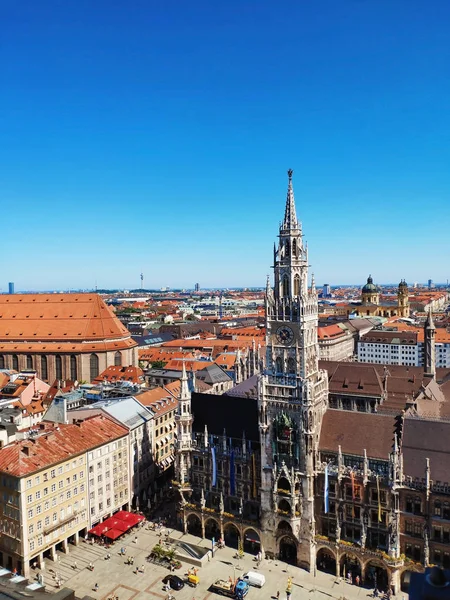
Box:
317, 548, 336, 575
365, 560, 389, 592
186, 513, 202, 537
279, 535, 297, 565
243, 528, 260, 555
340, 553, 362, 582
223, 522, 240, 549
204, 517, 221, 541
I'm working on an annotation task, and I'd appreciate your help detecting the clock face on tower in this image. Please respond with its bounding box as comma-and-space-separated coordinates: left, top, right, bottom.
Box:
276, 325, 294, 345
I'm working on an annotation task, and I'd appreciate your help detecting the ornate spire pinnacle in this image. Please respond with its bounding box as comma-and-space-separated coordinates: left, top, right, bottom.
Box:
426, 306, 435, 329
282, 169, 298, 230
180, 360, 190, 400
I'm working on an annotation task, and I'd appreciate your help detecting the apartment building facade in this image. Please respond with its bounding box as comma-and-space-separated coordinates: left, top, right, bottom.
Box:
0, 415, 129, 577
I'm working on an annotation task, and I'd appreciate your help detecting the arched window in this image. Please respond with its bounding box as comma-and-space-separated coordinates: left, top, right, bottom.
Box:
282, 275, 290, 298
292, 239, 297, 257
26, 355, 33, 369
41, 356, 48, 380
294, 275, 300, 296
90, 354, 99, 380
12, 354, 19, 371
55, 355, 62, 380
0, 355, 5, 369
114, 351, 122, 367
70, 355, 78, 381
275, 356, 283, 373
287, 357, 296, 375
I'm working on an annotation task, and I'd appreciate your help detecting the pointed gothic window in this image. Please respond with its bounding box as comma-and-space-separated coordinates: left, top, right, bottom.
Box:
292, 239, 297, 258
287, 357, 296, 375
276, 357, 283, 373
282, 275, 290, 298
90, 354, 99, 380
285, 241, 290, 257
55, 355, 62, 380
70, 355, 78, 381
294, 275, 300, 296
41, 355, 48, 380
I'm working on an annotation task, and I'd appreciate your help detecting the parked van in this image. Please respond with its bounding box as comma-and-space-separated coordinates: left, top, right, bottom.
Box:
242, 572, 266, 588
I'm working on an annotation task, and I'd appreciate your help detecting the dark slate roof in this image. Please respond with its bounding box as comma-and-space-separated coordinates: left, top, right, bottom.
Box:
319, 409, 395, 459
196, 364, 232, 385
402, 417, 450, 483
131, 333, 175, 346
225, 374, 259, 399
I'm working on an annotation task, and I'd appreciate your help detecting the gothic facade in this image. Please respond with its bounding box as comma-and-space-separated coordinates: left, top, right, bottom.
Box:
173, 171, 450, 595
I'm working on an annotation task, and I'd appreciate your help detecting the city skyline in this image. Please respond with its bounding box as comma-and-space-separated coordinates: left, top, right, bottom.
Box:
2, 1, 450, 290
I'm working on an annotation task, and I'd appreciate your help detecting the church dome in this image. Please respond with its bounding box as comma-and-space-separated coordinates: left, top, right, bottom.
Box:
362, 275, 378, 294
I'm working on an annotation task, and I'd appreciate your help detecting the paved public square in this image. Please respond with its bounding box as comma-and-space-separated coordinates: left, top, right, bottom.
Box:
33, 526, 401, 600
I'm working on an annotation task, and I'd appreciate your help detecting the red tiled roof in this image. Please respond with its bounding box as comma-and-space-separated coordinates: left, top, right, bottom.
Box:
0, 415, 128, 477
93, 365, 144, 384
0, 293, 136, 353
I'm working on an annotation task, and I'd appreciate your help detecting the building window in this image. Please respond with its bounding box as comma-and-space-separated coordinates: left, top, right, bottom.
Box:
70, 355, 77, 381
41, 355, 48, 380
55, 355, 62, 380
27, 355, 33, 369
90, 354, 99, 380
12, 354, 19, 371
0, 355, 4, 369
114, 352, 122, 367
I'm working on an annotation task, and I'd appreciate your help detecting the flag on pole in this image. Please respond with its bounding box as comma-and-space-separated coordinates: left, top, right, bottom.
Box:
211, 446, 217, 487
324, 464, 329, 514
377, 474, 382, 522
350, 470, 355, 517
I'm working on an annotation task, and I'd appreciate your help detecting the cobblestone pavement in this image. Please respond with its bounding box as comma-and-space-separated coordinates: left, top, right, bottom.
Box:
31, 526, 404, 600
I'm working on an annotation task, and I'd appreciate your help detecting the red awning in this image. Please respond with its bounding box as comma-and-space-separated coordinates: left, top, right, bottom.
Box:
89, 523, 109, 537
104, 528, 123, 540
113, 510, 145, 527
114, 520, 132, 533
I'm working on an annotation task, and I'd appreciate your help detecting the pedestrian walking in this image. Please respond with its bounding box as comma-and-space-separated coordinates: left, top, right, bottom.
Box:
73, 561, 77, 570
277, 591, 280, 600
94, 584, 99, 592
355, 575, 360, 586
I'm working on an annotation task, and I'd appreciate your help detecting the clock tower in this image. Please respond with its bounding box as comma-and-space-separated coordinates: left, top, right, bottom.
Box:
258, 170, 328, 569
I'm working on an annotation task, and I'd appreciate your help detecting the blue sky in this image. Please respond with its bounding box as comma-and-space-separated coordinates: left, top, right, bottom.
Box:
2, 0, 450, 291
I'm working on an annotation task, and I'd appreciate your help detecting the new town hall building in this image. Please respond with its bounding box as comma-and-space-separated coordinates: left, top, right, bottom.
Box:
174, 171, 450, 594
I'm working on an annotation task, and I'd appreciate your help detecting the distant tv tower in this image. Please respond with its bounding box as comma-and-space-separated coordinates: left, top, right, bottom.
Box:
140, 272, 144, 290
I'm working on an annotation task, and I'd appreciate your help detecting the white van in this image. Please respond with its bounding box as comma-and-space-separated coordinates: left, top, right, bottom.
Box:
242, 572, 266, 588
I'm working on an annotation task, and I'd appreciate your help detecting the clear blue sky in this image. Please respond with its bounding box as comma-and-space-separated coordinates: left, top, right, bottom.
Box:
2, 0, 450, 291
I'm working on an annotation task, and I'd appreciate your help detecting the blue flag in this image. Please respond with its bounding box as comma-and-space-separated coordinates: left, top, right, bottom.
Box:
324, 463, 329, 514
211, 446, 217, 487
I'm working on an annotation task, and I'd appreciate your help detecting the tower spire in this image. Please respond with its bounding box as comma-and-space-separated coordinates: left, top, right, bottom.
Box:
180, 360, 190, 400
282, 169, 299, 230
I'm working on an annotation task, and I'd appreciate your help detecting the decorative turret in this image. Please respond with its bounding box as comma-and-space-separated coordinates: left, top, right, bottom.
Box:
175, 360, 193, 486
361, 275, 380, 306
397, 279, 410, 317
